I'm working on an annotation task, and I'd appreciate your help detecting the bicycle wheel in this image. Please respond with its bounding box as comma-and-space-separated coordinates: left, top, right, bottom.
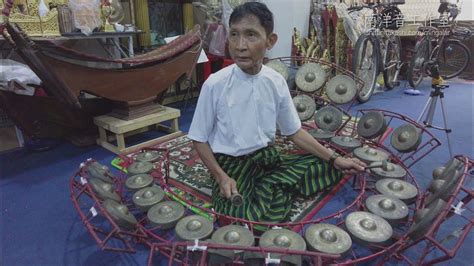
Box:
352, 34, 380, 103
383, 35, 401, 90
435, 40, 470, 79
407, 37, 430, 88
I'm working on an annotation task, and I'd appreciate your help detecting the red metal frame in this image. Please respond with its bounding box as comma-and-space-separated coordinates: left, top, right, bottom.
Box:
394, 156, 473, 265
61, 74, 468, 265
70, 159, 148, 253
70, 152, 472, 265
94, 145, 428, 265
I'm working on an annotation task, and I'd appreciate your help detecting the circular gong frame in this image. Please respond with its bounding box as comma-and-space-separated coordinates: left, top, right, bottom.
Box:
68, 63, 471, 266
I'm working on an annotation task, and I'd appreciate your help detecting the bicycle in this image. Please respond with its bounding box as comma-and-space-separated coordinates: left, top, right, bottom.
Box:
407, 0, 471, 88
348, 1, 405, 103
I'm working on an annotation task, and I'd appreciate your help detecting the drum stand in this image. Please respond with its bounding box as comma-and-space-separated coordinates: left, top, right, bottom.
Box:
416, 62, 453, 157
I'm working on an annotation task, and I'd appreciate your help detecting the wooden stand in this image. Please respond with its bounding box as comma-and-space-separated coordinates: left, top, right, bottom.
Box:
94, 106, 182, 154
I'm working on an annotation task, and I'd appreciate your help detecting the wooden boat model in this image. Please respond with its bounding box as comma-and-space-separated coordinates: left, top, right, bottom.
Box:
3, 16, 202, 119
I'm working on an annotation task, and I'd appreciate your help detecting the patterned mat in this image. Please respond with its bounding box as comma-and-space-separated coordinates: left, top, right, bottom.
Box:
112, 120, 359, 222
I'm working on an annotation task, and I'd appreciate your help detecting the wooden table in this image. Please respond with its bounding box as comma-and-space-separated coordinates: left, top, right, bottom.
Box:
94, 106, 181, 154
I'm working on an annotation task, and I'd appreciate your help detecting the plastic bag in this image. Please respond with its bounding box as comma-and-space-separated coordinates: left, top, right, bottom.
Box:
209, 24, 227, 57
221, 0, 233, 35
38, 0, 50, 18
68, 0, 102, 36
0, 59, 40, 95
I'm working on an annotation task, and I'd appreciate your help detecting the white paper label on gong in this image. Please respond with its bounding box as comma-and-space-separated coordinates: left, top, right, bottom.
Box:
187, 239, 207, 251
266, 254, 280, 264
80, 176, 88, 185
90, 206, 98, 217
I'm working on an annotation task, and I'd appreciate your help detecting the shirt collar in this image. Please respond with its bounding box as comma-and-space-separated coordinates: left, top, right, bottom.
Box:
233, 64, 265, 80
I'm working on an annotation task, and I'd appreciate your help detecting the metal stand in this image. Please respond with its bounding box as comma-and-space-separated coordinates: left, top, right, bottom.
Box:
417, 83, 453, 157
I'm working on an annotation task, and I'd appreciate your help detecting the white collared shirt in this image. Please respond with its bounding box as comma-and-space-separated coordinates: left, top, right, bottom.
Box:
188, 64, 301, 156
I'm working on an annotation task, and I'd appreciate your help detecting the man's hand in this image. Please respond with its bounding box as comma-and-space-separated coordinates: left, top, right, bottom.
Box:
217, 175, 239, 199
334, 156, 366, 175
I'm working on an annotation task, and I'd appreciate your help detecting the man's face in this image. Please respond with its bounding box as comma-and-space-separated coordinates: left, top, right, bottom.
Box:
228, 14, 276, 75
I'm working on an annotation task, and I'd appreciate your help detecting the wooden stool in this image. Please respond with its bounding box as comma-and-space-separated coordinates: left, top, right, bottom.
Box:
94, 106, 182, 154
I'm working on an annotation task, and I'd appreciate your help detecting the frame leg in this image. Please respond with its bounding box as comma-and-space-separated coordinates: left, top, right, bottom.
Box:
98, 128, 108, 143
170, 118, 179, 132
439, 97, 453, 157
116, 134, 126, 151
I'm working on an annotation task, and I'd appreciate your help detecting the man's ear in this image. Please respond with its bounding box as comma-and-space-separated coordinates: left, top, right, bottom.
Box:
266, 33, 278, 50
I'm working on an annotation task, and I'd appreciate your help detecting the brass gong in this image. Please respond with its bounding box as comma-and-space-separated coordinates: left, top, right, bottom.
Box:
125, 174, 154, 191
266, 60, 289, 81
425, 166, 463, 205
369, 161, 407, 179
414, 208, 430, 223
102, 199, 138, 230
211, 224, 255, 248
365, 194, 409, 225
87, 162, 113, 183
325, 74, 357, 104
353, 146, 390, 164
292, 94, 317, 121
308, 128, 335, 141
175, 215, 214, 241
330, 136, 362, 152
345, 211, 393, 246
295, 62, 326, 92
391, 124, 422, 153
314, 105, 343, 132
207, 239, 237, 264
209, 224, 255, 264
432, 166, 445, 180
89, 178, 120, 201
375, 178, 418, 204
357, 111, 387, 139
147, 201, 185, 229
135, 150, 162, 163
408, 199, 446, 240
439, 157, 465, 180
133, 186, 165, 212
428, 179, 445, 194
259, 228, 307, 265
127, 161, 154, 176
305, 223, 352, 255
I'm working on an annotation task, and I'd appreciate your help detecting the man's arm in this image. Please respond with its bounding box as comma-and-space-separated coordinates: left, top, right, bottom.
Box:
192, 141, 238, 199
288, 128, 366, 173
